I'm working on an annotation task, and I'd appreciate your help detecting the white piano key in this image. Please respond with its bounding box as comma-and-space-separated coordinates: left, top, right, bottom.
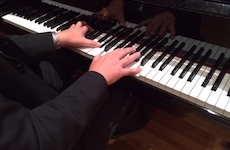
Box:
171, 41, 207, 96
152, 54, 173, 90
165, 59, 189, 94
214, 75, 230, 114
143, 52, 164, 84
43, 0, 93, 16
172, 63, 196, 97
188, 67, 210, 102
223, 98, 230, 118
180, 66, 207, 101
2, 14, 53, 33
196, 69, 220, 106
158, 56, 181, 90
205, 73, 229, 110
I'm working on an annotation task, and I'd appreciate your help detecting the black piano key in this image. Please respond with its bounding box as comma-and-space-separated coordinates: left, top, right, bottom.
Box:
152, 40, 178, 68
57, 14, 86, 31
211, 57, 230, 91
179, 47, 204, 78
115, 30, 141, 49
227, 86, 230, 96
202, 53, 225, 87
140, 36, 162, 56
140, 37, 168, 66
136, 34, 156, 52
27, 4, 58, 21
171, 45, 197, 75
85, 23, 106, 39
159, 42, 186, 71
99, 26, 124, 45
104, 28, 134, 51
44, 9, 69, 27
14, 6, 32, 17
125, 32, 145, 48
187, 49, 212, 82
49, 11, 79, 28
35, 8, 66, 24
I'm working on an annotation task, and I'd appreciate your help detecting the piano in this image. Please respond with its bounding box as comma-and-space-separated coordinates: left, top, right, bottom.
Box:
1, 0, 230, 128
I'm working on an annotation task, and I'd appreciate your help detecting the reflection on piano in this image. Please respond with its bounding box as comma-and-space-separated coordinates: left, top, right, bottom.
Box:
1, 0, 230, 123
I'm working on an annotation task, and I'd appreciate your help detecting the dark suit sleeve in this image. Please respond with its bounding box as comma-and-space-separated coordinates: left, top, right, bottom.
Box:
7, 32, 56, 56
0, 71, 108, 150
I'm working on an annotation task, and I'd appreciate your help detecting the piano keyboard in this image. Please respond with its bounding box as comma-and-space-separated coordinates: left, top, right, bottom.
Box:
1, 0, 230, 120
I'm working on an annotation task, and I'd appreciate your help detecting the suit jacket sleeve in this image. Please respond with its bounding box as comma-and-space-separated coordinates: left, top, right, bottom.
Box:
7, 32, 56, 56
0, 71, 108, 150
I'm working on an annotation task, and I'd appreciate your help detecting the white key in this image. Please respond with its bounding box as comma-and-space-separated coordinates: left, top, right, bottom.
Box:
223, 98, 230, 118
214, 74, 230, 114
2, 14, 53, 33
205, 73, 229, 110
180, 66, 207, 101
152, 54, 173, 90
158, 56, 180, 90
196, 69, 220, 107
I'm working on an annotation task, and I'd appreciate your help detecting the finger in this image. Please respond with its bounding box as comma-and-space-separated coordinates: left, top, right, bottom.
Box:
122, 51, 141, 67
117, 47, 136, 60
137, 19, 149, 28
123, 66, 142, 76
118, 18, 126, 26
101, 7, 109, 17
146, 22, 162, 36
158, 23, 168, 37
75, 21, 83, 27
81, 25, 89, 34
168, 25, 176, 39
82, 39, 101, 48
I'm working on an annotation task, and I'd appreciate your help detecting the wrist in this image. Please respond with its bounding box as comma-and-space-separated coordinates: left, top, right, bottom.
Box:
52, 32, 61, 49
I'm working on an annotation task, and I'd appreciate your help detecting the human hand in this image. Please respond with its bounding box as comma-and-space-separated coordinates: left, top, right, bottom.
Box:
89, 47, 141, 85
57, 21, 101, 49
137, 11, 176, 39
93, 0, 126, 26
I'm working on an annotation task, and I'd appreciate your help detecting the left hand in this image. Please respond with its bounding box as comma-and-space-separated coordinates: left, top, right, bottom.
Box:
137, 11, 176, 39
93, 0, 126, 26
57, 21, 101, 49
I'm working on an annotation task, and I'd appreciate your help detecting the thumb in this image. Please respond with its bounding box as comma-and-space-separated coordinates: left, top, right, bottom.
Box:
83, 39, 101, 48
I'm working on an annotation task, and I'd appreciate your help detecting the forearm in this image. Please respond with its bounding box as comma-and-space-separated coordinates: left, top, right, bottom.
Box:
0, 71, 108, 150
8, 32, 56, 56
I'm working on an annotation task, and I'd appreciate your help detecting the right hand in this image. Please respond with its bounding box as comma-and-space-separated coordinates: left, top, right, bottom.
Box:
89, 47, 141, 85
93, 0, 126, 26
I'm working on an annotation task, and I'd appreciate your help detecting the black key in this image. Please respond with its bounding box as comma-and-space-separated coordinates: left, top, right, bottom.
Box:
179, 47, 204, 78
104, 28, 134, 51
212, 57, 230, 91
35, 8, 66, 24
99, 26, 124, 46
86, 23, 105, 39
171, 45, 197, 75
160, 42, 186, 71
202, 53, 225, 87
115, 30, 141, 49
49, 11, 79, 28
152, 40, 178, 68
136, 34, 156, 52
125, 32, 145, 48
140, 37, 168, 66
44, 9, 68, 27
140, 36, 162, 56
57, 14, 86, 31
187, 49, 212, 82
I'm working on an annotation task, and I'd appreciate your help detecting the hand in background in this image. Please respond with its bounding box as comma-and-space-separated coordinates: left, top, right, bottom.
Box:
137, 11, 176, 39
93, 0, 126, 26
89, 47, 141, 85
57, 21, 101, 49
